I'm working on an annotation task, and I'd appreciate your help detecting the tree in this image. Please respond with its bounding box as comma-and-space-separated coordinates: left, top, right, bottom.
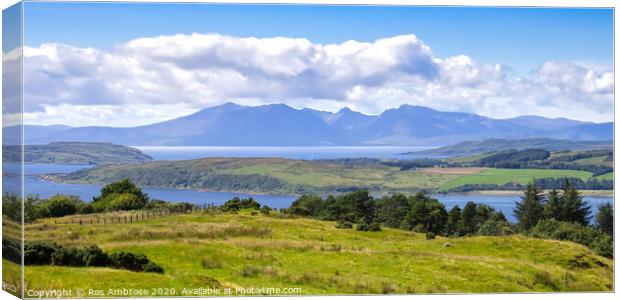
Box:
107, 193, 144, 211
514, 180, 545, 232
459, 202, 478, 235
561, 178, 591, 225
289, 194, 324, 216
543, 189, 562, 220
93, 179, 149, 210
444, 205, 461, 236
595, 203, 613, 236
41, 195, 81, 217
377, 194, 410, 228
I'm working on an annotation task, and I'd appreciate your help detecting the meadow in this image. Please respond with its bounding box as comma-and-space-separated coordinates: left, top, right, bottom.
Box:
6, 210, 613, 296
438, 168, 594, 191
59, 156, 609, 195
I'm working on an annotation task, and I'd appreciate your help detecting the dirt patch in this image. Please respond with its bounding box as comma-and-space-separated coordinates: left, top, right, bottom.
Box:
418, 167, 485, 175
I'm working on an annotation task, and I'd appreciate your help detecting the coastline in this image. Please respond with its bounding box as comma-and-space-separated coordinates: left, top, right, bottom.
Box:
457, 189, 614, 197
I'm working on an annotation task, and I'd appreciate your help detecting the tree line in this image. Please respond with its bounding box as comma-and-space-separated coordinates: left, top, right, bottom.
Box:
284, 179, 613, 258
513, 179, 613, 257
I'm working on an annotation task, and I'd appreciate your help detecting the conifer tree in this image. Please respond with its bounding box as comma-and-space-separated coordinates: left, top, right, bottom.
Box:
444, 205, 462, 236
514, 180, 545, 231
459, 202, 478, 235
595, 203, 613, 237
561, 178, 591, 225
543, 189, 563, 220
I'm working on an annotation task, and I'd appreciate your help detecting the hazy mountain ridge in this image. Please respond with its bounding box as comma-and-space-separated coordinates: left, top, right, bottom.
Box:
6, 103, 613, 146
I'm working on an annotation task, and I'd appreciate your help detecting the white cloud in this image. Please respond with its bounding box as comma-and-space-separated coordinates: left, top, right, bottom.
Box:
21, 33, 613, 126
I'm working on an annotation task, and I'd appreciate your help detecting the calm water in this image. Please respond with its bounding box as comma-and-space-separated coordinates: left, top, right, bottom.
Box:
2, 145, 614, 223
135, 146, 436, 160
2, 163, 613, 223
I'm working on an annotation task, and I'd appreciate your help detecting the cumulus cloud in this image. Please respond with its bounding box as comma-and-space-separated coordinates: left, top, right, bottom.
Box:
21, 33, 613, 126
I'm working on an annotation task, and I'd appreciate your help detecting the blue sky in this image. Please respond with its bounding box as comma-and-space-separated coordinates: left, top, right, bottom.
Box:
15, 2, 615, 126
24, 2, 613, 75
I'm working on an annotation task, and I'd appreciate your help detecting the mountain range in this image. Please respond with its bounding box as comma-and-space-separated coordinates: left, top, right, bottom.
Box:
4, 103, 613, 146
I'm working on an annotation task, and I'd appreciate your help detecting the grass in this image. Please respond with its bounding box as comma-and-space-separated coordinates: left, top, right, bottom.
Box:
595, 172, 614, 181
8, 211, 613, 296
572, 155, 613, 167
439, 168, 593, 191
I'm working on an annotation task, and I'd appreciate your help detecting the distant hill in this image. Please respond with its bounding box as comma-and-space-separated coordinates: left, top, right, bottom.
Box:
2, 142, 153, 165
503, 116, 587, 130
8, 103, 613, 146
407, 138, 613, 157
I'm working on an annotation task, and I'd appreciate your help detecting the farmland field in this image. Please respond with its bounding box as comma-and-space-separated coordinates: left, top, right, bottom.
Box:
439, 168, 594, 191
57, 157, 609, 195
7, 211, 614, 296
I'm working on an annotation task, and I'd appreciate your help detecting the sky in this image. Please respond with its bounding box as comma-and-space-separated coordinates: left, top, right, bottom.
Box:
9, 2, 614, 126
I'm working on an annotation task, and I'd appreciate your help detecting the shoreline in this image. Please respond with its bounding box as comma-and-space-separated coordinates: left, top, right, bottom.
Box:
35, 174, 613, 198
454, 189, 614, 197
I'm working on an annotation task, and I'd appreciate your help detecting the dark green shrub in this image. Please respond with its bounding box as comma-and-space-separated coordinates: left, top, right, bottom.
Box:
335, 220, 353, 229
477, 219, 515, 236
530, 219, 613, 258
109, 251, 163, 273
2, 238, 21, 264
41, 195, 81, 217
289, 195, 324, 216
24, 241, 59, 265
79, 203, 95, 214
426, 232, 436, 240
591, 235, 613, 258
260, 205, 273, 215
241, 197, 261, 210
107, 193, 144, 211
51, 247, 83, 266
356, 220, 381, 232
92, 179, 149, 211
78, 245, 110, 267
142, 261, 164, 274
222, 197, 261, 212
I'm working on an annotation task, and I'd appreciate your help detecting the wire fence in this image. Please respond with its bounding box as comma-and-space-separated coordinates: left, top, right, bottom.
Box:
51, 203, 218, 225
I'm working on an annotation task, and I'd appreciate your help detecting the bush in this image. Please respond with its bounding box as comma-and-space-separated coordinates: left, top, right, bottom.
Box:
24, 241, 59, 265
530, 219, 613, 258
78, 245, 110, 267
425, 232, 436, 240
260, 205, 273, 215
356, 220, 381, 232
92, 179, 149, 211
477, 219, 515, 236
107, 193, 145, 211
109, 251, 163, 273
41, 195, 81, 217
2, 238, 21, 264
51, 247, 83, 266
79, 203, 95, 214
335, 220, 353, 229
142, 261, 165, 274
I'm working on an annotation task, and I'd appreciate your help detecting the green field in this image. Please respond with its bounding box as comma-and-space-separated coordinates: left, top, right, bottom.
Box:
595, 172, 614, 181
59, 156, 611, 195
439, 168, 593, 191
4, 211, 612, 296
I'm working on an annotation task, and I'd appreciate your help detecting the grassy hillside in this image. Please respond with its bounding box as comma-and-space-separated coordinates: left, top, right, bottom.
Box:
9, 211, 613, 295
60, 157, 460, 194
2, 142, 153, 165
59, 157, 609, 195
